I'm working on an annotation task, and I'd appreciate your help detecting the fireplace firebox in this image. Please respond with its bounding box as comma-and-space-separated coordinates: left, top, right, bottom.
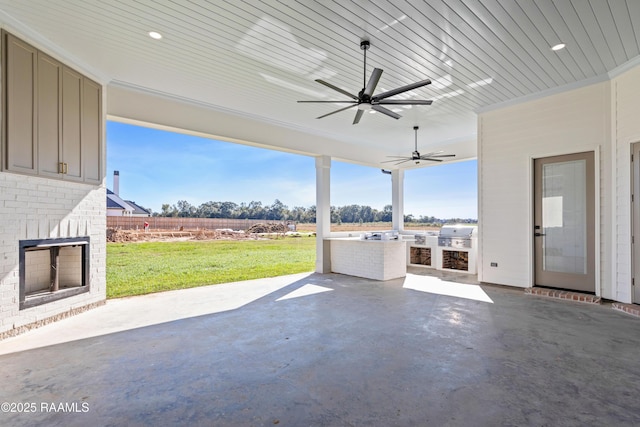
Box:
19, 237, 90, 309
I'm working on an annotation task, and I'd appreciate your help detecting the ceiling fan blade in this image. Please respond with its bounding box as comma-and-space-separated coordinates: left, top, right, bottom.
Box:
395, 159, 412, 165
381, 157, 409, 163
298, 100, 358, 103
419, 157, 444, 162
372, 79, 431, 101
315, 79, 359, 100
353, 109, 364, 124
418, 151, 455, 158
376, 99, 433, 105
316, 104, 357, 119
371, 104, 401, 119
363, 68, 383, 97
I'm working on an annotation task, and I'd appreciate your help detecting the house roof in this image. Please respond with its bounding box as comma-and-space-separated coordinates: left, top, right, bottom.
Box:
106, 188, 151, 215
2, 1, 638, 168
106, 197, 126, 210
125, 200, 152, 216
106, 190, 133, 212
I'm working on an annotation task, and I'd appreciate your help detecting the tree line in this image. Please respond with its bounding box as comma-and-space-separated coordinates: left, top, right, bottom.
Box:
151, 199, 476, 226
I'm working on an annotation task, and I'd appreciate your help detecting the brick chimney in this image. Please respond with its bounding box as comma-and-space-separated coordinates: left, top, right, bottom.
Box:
113, 170, 120, 196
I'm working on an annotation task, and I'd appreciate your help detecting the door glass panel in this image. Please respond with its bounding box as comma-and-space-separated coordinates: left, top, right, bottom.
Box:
542, 160, 587, 274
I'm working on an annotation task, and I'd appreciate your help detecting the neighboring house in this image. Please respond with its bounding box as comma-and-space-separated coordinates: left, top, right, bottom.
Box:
106, 190, 151, 217
106, 189, 133, 217
126, 200, 152, 217
106, 171, 151, 217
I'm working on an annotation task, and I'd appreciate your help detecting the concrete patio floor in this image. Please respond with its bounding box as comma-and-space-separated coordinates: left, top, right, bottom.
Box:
1, 270, 640, 426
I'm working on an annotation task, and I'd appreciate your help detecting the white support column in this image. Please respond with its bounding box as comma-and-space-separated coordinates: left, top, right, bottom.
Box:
315, 156, 331, 273
391, 169, 405, 231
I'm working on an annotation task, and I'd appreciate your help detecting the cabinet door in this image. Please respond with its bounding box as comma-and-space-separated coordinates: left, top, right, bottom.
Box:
61, 67, 82, 181
3, 31, 103, 184
37, 52, 62, 177
81, 78, 101, 184
5, 33, 37, 173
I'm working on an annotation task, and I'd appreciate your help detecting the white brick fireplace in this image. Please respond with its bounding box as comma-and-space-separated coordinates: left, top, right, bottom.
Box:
0, 173, 106, 338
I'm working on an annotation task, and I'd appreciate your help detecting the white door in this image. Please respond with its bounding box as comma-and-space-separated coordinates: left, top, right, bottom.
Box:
534, 152, 595, 292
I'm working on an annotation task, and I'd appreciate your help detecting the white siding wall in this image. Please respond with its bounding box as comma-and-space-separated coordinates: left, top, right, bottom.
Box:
0, 173, 106, 334
478, 82, 612, 295
613, 66, 640, 303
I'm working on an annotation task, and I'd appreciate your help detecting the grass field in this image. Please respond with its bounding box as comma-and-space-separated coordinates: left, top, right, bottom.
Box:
106, 236, 315, 298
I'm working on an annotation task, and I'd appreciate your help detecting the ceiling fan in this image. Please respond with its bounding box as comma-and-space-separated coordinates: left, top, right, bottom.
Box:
297, 39, 433, 124
383, 126, 455, 165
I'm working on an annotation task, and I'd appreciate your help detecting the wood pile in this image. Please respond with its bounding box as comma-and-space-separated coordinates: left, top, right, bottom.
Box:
442, 250, 469, 271
193, 229, 258, 240
107, 223, 291, 243
107, 228, 260, 243
245, 223, 287, 233
107, 228, 133, 242
410, 247, 431, 266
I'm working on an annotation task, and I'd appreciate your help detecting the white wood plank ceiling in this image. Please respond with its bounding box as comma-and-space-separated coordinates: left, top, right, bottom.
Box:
0, 0, 638, 166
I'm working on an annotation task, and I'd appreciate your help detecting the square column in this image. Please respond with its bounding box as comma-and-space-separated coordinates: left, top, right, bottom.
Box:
315, 156, 331, 273
391, 169, 405, 231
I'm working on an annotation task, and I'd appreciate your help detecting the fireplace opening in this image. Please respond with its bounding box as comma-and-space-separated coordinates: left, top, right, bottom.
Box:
19, 237, 90, 309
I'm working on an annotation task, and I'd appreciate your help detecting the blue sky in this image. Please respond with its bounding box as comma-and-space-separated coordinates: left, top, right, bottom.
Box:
106, 121, 477, 219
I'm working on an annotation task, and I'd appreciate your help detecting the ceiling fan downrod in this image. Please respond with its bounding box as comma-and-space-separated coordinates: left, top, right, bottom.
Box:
360, 39, 370, 90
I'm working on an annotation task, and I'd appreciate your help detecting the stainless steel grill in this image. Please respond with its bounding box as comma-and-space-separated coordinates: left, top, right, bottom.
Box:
437, 225, 477, 248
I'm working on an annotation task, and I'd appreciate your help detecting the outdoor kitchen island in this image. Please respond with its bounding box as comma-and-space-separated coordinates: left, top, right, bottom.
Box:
326, 234, 407, 281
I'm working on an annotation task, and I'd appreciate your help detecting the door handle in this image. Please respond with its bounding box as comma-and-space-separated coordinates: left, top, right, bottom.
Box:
534, 232, 546, 237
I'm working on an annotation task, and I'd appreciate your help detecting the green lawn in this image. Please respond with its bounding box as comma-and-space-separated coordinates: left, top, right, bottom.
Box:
106, 237, 315, 298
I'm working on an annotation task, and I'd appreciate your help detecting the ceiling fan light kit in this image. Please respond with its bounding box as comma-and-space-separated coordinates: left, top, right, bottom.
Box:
298, 39, 433, 124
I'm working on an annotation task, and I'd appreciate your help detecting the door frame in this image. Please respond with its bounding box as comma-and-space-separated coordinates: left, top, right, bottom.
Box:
631, 142, 640, 303
529, 148, 600, 295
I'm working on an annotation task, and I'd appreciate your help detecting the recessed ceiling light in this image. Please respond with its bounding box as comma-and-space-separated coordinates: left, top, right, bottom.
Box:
551, 43, 565, 51
148, 31, 162, 40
